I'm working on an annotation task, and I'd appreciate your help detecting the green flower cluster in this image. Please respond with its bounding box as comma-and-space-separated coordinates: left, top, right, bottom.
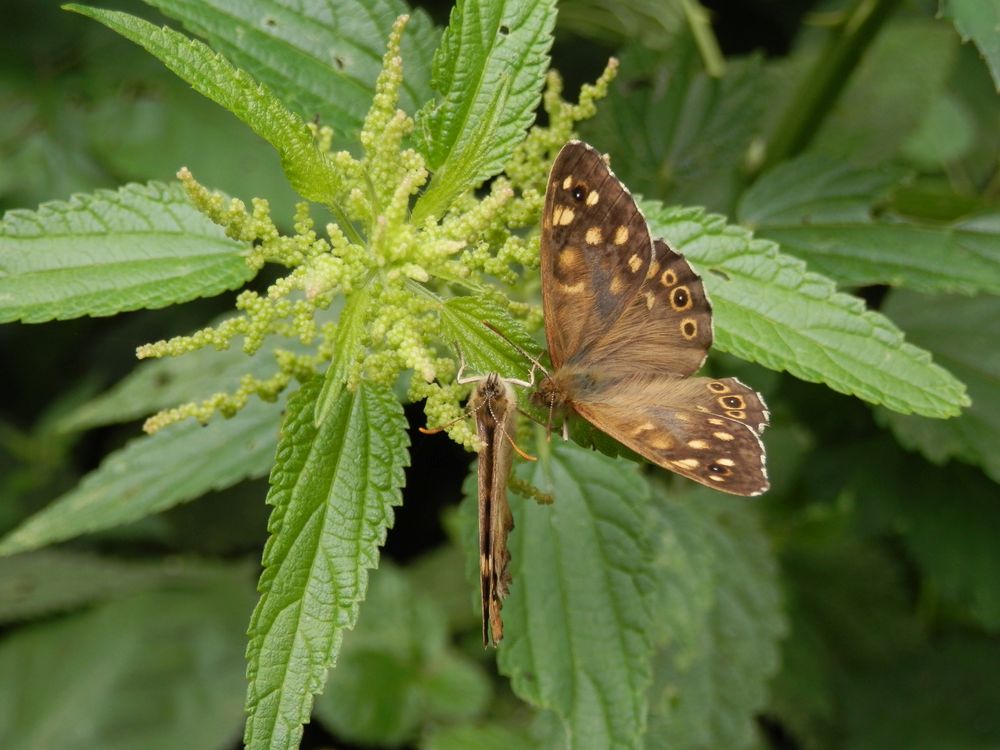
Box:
138, 14, 617, 445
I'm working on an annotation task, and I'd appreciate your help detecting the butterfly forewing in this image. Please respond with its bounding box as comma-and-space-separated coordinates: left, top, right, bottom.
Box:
471, 374, 516, 646
541, 141, 653, 367
573, 376, 770, 496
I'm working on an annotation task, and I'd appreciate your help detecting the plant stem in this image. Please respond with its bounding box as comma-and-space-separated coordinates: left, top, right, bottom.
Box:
757, 0, 904, 173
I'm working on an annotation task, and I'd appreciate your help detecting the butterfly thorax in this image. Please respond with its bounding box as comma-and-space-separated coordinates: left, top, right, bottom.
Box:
533, 368, 598, 410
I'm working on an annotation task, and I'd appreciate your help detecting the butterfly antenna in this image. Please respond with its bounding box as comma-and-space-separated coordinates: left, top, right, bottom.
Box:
480, 320, 547, 386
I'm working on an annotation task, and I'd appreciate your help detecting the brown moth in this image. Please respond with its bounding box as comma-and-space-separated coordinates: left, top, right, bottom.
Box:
469, 373, 519, 646
533, 140, 769, 496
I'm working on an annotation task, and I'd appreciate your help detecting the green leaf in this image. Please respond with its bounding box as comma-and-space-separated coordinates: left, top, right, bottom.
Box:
423, 722, 540, 750
67, 6, 343, 208
315, 286, 372, 426
143, 0, 439, 148
244, 379, 409, 750
585, 44, 766, 213
940, 0, 1000, 91
645, 487, 785, 750
494, 440, 656, 750
881, 290, 1000, 484
0, 579, 253, 750
812, 20, 958, 158
769, 534, 925, 749
57, 345, 269, 433
896, 462, 1000, 631
413, 0, 557, 222
0, 549, 242, 624
644, 202, 970, 418
437, 294, 541, 381
0, 181, 252, 323
739, 152, 1000, 296
0, 398, 281, 556
315, 564, 490, 746
843, 636, 1000, 750
738, 151, 907, 226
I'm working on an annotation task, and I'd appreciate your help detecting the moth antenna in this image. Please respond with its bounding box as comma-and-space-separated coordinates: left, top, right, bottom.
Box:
484, 391, 536, 462
480, 320, 547, 386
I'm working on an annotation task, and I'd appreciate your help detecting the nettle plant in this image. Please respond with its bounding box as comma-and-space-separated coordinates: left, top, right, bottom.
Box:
3, 1, 998, 749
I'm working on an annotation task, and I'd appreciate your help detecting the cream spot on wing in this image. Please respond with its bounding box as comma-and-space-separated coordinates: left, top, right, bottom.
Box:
562, 175, 573, 190
708, 418, 725, 426
553, 205, 576, 226
716, 457, 736, 467
558, 246, 582, 271
708, 474, 725, 482
585, 226, 603, 245
628, 253, 643, 273
687, 439, 709, 450
646, 257, 660, 279
713, 431, 735, 441
586, 190, 599, 206
650, 436, 673, 449
632, 422, 656, 435
559, 281, 584, 294
695, 405, 709, 413
614, 225, 629, 245
672, 458, 699, 469
643, 291, 656, 309
676, 413, 692, 422
660, 269, 677, 287
610, 273, 627, 294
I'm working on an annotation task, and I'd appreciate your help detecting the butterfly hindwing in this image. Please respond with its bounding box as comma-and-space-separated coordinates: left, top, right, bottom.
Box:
573, 376, 770, 496
541, 141, 653, 367
585, 239, 714, 377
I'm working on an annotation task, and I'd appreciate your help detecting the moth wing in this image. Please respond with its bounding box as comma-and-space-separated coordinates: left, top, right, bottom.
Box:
573, 376, 769, 496
541, 141, 652, 368
472, 376, 516, 646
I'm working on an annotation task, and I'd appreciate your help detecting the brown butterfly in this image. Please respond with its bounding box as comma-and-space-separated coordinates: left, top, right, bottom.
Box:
533, 141, 769, 496
469, 373, 519, 646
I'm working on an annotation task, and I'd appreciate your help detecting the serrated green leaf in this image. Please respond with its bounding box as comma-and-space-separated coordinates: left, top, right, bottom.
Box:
492, 440, 656, 750
881, 290, 1000, 482
315, 287, 372, 426
244, 379, 409, 750
644, 203, 970, 417
144, 0, 439, 149
0, 181, 252, 323
645, 487, 785, 750
0, 550, 242, 624
0, 398, 281, 556
940, 0, 1000, 91
0, 579, 253, 750
437, 294, 541, 381
67, 6, 343, 208
412, 0, 556, 222
585, 44, 765, 213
